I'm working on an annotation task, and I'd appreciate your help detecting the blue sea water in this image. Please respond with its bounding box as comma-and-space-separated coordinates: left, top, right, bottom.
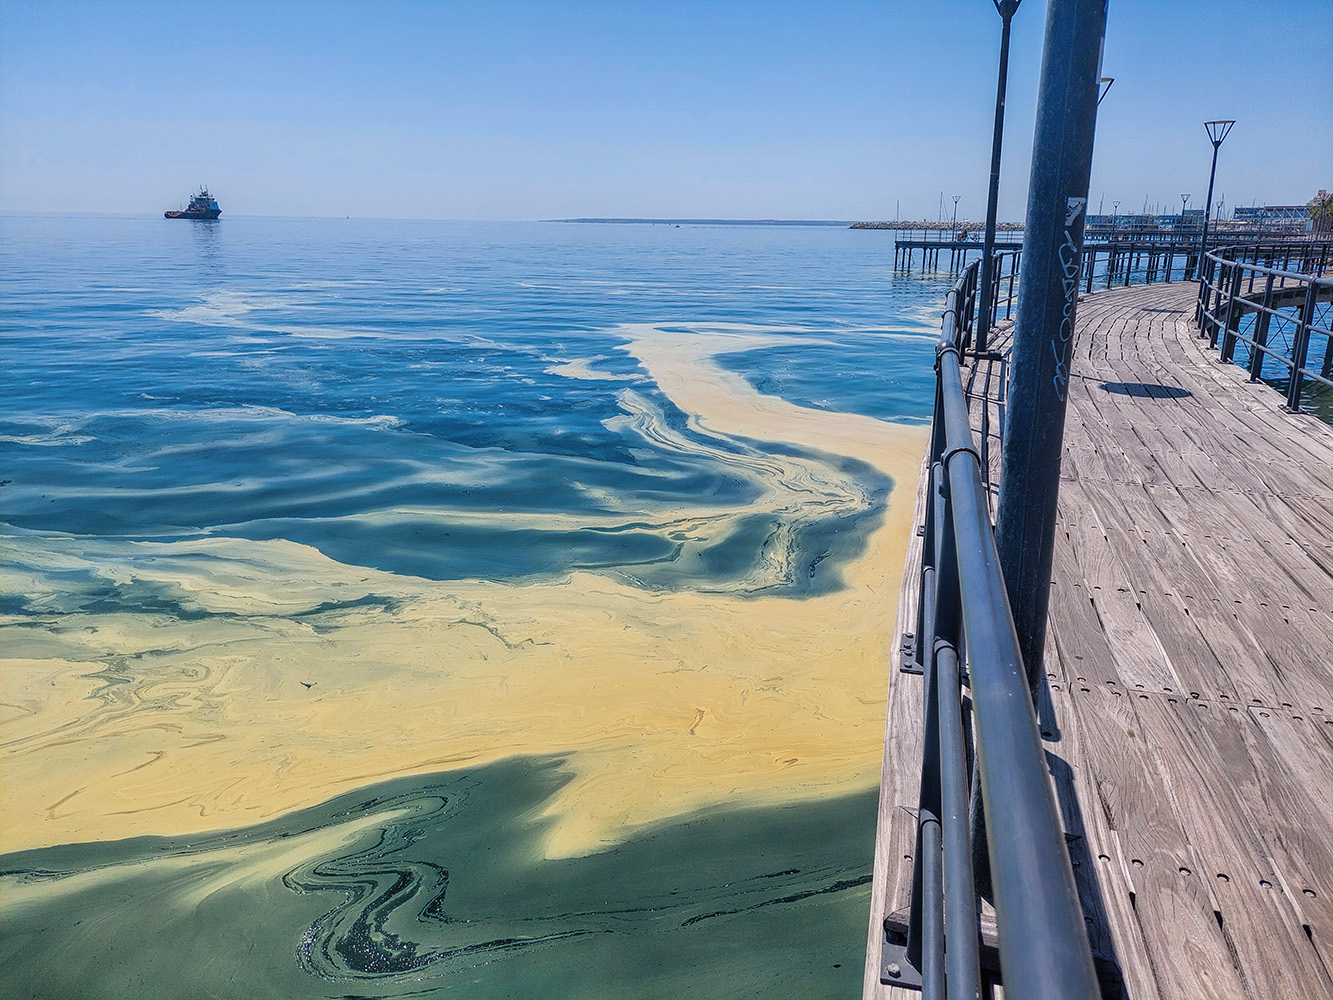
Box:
2, 214, 945, 587
0, 213, 952, 999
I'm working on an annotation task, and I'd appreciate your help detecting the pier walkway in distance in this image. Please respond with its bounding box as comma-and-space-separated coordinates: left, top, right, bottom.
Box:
866, 279, 1333, 999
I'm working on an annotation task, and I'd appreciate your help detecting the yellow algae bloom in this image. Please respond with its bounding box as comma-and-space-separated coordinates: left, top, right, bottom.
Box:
1, 323, 927, 859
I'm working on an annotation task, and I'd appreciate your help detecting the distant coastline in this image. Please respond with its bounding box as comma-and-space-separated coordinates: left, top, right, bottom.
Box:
850, 219, 1025, 231
546, 217, 854, 227
546, 217, 1027, 231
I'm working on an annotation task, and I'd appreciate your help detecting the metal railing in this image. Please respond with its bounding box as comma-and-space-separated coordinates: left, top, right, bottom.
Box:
978, 250, 1021, 333
909, 238, 1333, 307
887, 258, 1100, 999
885, 236, 1333, 996
1196, 244, 1333, 416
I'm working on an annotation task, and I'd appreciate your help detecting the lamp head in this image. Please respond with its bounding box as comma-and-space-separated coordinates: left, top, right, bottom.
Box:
1204, 120, 1235, 147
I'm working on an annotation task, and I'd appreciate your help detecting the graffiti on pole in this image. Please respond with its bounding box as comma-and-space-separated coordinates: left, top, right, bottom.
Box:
1051, 196, 1087, 401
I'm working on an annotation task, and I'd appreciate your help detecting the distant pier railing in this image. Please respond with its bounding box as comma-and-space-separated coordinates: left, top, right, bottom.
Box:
884, 257, 1100, 998
897, 236, 1333, 300
896, 237, 1217, 285
1196, 242, 1333, 417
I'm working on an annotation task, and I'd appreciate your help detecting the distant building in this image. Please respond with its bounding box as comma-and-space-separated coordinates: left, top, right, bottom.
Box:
1233, 202, 1313, 231
1085, 210, 1203, 237
1084, 199, 1324, 240
1311, 190, 1332, 234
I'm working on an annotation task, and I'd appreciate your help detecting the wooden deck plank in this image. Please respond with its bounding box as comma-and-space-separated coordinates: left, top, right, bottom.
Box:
1148, 317, 1333, 493
1136, 695, 1333, 999
1055, 488, 1182, 694
1230, 707, 1333, 974
1066, 683, 1250, 998
863, 451, 929, 1000
1045, 682, 1162, 1000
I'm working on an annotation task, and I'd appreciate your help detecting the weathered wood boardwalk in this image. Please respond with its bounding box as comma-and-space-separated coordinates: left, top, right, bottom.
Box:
866, 280, 1333, 999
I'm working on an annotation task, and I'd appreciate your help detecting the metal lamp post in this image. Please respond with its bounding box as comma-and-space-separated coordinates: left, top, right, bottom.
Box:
1181, 193, 1190, 226
1199, 120, 1235, 263
989, 2, 1110, 995
976, 0, 1022, 351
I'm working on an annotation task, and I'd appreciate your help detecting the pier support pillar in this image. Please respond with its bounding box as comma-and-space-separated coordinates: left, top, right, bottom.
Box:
995, 0, 1108, 694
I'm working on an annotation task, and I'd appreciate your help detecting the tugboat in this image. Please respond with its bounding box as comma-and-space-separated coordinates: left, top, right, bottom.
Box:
164, 187, 221, 219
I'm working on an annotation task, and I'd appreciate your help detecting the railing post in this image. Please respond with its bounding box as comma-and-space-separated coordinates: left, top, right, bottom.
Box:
906, 458, 950, 995
1219, 262, 1246, 363
917, 375, 949, 669
1006, 252, 1019, 319
965, 264, 975, 354
1210, 261, 1229, 345
1322, 327, 1333, 381
937, 641, 982, 1000
1248, 273, 1275, 381
1195, 253, 1214, 328
1205, 262, 1224, 348
964, 264, 978, 345
1285, 281, 1318, 412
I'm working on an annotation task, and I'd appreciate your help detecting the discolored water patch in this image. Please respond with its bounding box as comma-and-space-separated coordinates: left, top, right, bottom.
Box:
0, 758, 874, 999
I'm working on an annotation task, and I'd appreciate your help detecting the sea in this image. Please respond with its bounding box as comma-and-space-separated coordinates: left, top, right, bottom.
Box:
0, 213, 952, 999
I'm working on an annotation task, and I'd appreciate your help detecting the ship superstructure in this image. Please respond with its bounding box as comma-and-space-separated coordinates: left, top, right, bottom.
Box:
165, 188, 221, 220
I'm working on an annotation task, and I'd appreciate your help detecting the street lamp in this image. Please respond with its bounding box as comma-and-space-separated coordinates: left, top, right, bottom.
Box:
1180, 193, 1190, 227
976, 0, 1021, 351
1199, 120, 1235, 263
952, 194, 961, 233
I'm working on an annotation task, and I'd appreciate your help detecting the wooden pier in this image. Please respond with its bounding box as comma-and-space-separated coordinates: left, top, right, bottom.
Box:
865, 279, 1333, 998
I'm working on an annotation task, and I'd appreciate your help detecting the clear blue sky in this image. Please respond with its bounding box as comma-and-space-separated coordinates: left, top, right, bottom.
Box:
2, 0, 1329, 220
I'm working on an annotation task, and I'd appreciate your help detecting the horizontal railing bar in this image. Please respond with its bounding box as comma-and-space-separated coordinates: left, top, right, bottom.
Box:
935, 318, 1100, 998
1295, 368, 1333, 390
1207, 247, 1333, 283
1228, 336, 1299, 369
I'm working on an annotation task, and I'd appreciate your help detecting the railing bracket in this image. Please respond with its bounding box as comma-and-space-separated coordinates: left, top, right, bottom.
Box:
941, 443, 982, 472
899, 633, 921, 674
879, 931, 925, 990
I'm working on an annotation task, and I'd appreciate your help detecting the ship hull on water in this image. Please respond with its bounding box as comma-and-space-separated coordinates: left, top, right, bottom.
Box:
165, 186, 222, 219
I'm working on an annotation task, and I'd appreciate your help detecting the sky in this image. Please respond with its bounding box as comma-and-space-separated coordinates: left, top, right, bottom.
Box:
1, 0, 1329, 221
